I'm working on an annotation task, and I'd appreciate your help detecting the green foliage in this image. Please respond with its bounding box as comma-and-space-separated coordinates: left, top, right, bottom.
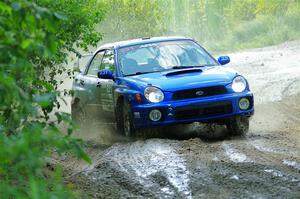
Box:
219, 0, 300, 51
99, 0, 300, 52
0, 0, 102, 198
98, 0, 169, 42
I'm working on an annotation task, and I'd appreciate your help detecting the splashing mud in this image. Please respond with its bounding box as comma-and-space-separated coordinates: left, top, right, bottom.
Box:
59, 41, 300, 198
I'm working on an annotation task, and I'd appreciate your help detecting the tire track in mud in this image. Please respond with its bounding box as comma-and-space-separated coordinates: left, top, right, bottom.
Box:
221, 137, 300, 197
179, 136, 300, 198
79, 139, 192, 198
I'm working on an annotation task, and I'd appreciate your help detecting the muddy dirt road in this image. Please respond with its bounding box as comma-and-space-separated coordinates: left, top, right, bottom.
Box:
63, 41, 300, 198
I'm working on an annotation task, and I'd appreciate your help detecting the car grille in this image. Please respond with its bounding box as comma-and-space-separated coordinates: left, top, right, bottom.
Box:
174, 101, 233, 120
172, 86, 227, 100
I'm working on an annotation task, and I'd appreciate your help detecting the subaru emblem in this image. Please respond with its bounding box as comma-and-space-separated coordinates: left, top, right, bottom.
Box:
195, 90, 204, 96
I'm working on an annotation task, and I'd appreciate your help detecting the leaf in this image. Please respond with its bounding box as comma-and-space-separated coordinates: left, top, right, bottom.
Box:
29, 178, 39, 199
34, 92, 55, 108
54, 12, 68, 20
77, 146, 91, 164
20, 39, 31, 49
0, 2, 12, 15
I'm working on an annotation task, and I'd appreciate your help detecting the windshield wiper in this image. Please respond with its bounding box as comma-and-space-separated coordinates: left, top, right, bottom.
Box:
171, 65, 206, 69
125, 71, 160, 76
171, 66, 194, 69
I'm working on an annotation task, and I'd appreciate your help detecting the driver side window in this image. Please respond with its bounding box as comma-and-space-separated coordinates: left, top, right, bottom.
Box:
87, 51, 105, 76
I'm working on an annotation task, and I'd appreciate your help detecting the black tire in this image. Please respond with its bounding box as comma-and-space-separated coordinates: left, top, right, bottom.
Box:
115, 99, 124, 133
226, 116, 249, 136
116, 101, 135, 137
71, 101, 86, 127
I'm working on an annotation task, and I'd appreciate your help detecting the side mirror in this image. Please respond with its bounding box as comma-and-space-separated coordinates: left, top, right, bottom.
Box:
97, 69, 114, 80
218, 56, 230, 65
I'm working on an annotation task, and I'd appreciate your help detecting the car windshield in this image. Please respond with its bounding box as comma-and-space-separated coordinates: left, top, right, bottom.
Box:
117, 40, 218, 76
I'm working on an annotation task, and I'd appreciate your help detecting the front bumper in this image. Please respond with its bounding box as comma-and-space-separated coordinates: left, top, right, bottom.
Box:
131, 92, 254, 129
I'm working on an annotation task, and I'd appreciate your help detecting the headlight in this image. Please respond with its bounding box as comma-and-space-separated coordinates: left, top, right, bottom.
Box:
144, 87, 164, 103
232, 76, 247, 92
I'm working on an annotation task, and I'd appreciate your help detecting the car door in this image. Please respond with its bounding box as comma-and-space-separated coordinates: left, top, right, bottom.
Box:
98, 49, 115, 119
79, 50, 105, 116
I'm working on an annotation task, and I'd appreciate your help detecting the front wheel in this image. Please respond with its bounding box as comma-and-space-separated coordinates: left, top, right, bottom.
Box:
116, 101, 135, 137
226, 116, 249, 136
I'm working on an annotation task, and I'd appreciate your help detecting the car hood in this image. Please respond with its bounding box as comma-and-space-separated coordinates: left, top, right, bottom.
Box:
122, 66, 238, 92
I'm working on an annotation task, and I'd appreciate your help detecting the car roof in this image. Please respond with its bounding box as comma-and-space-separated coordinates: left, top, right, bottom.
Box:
97, 36, 190, 51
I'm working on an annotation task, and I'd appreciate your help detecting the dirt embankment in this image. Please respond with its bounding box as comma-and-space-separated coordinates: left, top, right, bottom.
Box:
61, 41, 300, 199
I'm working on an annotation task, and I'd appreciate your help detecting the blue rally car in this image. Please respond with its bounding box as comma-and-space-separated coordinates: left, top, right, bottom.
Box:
72, 37, 254, 136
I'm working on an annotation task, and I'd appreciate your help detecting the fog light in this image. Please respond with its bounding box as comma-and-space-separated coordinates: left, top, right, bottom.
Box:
149, 109, 162, 122
239, 98, 250, 110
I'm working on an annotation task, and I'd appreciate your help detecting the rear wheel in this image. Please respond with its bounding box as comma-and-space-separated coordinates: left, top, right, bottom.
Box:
226, 116, 249, 136
71, 101, 86, 127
